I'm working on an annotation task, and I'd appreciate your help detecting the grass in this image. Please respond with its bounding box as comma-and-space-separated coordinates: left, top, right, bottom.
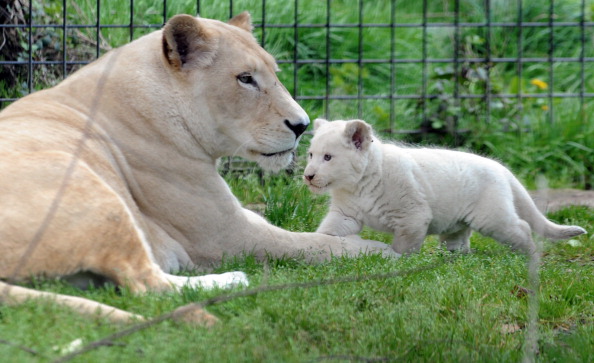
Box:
1, 197, 592, 362
1, 0, 593, 362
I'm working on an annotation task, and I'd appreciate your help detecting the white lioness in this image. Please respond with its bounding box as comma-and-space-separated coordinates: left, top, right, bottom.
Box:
304, 118, 586, 255
0, 13, 395, 325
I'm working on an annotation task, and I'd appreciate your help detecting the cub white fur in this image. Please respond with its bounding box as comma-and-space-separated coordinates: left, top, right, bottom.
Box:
304, 119, 586, 255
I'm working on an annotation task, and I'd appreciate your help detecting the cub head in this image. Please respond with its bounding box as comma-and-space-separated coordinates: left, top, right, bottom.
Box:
303, 118, 373, 194
161, 12, 309, 171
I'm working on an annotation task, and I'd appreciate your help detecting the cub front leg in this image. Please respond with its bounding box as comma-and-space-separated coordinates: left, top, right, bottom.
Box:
317, 210, 362, 237
392, 228, 426, 254
391, 215, 430, 254
390, 207, 432, 254
391, 228, 427, 254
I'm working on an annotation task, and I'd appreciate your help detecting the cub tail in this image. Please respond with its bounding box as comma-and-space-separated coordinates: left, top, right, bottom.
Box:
510, 178, 587, 240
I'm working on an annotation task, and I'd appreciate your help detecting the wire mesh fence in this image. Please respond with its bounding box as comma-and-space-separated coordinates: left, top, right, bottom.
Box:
1, 0, 593, 140
0, 3, 592, 361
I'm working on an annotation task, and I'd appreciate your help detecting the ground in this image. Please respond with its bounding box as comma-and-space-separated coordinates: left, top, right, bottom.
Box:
529, 189, 594, 212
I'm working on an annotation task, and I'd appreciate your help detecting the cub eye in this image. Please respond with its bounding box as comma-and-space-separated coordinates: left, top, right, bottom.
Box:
308, 152, 312, 159
237, 72, 256, 86
324, 154, 332, 161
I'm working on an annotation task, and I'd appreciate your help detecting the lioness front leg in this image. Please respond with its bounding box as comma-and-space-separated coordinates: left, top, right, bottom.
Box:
80, 192, 248, 293
235, 208, 396, 260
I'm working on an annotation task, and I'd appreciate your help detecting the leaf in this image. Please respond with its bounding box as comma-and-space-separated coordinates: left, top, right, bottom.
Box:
52, 338, 83, 355
567, 141, 593, 153
567, 239, 582, 247
511, 285, 534, 298
431, 120, 444, 129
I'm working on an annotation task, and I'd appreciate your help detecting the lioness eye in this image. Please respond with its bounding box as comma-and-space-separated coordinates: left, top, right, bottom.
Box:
308, 152, 312, 159
324, 154, 332, 161
237, 72, 255, 85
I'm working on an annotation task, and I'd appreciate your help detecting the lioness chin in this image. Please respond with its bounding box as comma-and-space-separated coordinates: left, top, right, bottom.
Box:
0, 13, 396, 325
304, 118, 586, 255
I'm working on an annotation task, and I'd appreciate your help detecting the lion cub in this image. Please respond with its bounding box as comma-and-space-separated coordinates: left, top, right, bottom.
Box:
304, 118, 586, 255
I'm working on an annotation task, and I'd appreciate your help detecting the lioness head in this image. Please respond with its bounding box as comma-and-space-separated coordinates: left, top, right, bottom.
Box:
161, 12, 309, 171
304, 119, 374, 193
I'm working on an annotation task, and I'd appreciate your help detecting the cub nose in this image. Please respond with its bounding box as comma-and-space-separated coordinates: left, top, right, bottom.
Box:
284, 119, 309, 138
304, 174, 315, 181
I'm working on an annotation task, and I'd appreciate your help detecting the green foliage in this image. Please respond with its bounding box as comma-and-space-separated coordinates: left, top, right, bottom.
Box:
225, 172, 329, 232
2, 0, 592, 190
469, 101, 594, 189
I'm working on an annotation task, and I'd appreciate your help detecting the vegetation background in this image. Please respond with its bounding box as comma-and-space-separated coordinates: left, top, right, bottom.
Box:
0, 0, 592, 362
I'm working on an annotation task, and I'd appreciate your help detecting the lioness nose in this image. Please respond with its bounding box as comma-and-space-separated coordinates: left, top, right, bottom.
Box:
284, 119, 309, 138
304, 174, 314, 181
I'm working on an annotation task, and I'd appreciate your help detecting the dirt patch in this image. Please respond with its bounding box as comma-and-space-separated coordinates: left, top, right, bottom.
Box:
529, 189, 594, 212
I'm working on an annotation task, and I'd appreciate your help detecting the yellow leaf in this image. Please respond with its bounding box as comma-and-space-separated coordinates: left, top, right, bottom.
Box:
530, 78, 548, 90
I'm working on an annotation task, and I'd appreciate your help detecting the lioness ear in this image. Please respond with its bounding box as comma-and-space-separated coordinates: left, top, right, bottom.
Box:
313, 118, 328, 133
344, 120, 372, 151
228, 11, 253, 32
162, 14, 218, 70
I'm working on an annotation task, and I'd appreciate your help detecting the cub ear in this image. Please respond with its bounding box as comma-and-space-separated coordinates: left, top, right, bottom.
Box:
228, 11, 253, 32
344, 120, 372, 151
313, 118, 329, 133
162, 14, 219, 70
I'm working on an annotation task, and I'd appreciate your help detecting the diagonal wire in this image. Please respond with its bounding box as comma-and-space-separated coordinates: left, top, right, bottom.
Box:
0, 338, 44, 357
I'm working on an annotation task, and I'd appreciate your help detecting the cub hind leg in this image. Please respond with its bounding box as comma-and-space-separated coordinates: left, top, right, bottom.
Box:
481, 219, 536, 254
469, 185, 536, 254
439, 227, 472, 253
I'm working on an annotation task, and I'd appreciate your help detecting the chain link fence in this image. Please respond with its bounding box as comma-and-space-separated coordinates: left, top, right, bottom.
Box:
1, 0, 593, 140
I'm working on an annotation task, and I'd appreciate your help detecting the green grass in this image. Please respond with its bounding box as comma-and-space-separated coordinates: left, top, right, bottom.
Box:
1, 199, 592, 362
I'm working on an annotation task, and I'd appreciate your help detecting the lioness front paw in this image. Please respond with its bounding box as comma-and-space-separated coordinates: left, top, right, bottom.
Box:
340, 235, 401, 258
166, 271, 249, 290
187, 271, 249, 290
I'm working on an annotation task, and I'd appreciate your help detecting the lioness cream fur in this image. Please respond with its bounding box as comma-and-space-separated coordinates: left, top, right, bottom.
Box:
304, 119, 586, 255
0, 13, 395, 324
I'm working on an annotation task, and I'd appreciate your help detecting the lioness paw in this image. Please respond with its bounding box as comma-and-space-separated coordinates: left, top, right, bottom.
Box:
193, 271, 249, 289
340, 235, 401, 258
166, 271, 249, 290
